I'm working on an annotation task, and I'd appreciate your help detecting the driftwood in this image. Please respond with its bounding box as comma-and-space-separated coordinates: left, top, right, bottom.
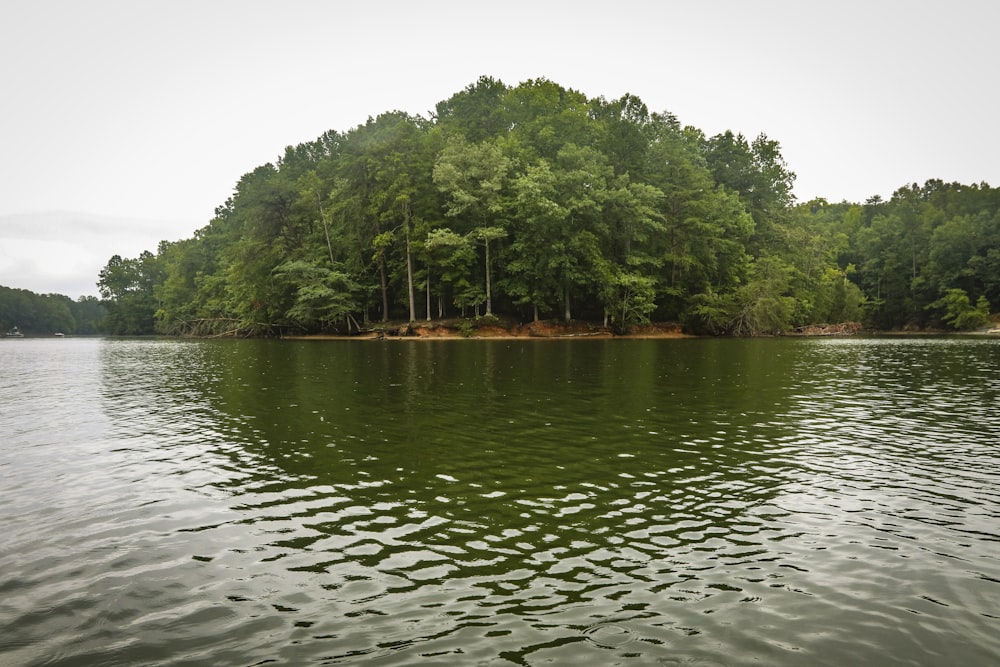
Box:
179, 318, 284, 338
791, 321, 862, 336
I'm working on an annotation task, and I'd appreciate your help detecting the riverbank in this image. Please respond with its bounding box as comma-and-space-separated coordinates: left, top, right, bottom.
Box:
283, 319, 694, 340
279, 318, 1000, 341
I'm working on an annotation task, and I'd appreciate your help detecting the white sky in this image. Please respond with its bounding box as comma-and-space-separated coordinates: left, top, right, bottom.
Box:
2, 0, 997, 297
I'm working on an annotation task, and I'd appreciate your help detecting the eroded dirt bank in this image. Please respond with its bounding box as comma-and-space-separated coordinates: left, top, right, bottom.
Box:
284, 320, 693, 340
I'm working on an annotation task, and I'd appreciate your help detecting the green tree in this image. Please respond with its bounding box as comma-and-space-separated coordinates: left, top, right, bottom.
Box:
272, 260, 360, 331
433, 137, 513, 316
421, 227, 475, 318
435, 75, 510, 142
690, 256, 794, 335
70, 296, 105, 334
98, 252, 160, 335
590, 93, 653, 179
0, 286, 83, 334
926, 288, 990, 330
703, 130, 796, 254
502, 78, 594, 161
97, 78, 1000, 336
599, 268, 657, 332
506, 145, 615, 321
333, 111, 438, 322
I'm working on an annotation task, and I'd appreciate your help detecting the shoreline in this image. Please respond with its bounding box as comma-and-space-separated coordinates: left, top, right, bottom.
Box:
282, 320, 694, 341
283, 332, 697, 341
280, 319, 1000, 341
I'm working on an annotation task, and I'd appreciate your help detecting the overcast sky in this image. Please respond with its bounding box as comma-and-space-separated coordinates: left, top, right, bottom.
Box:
2, 0, 997, 297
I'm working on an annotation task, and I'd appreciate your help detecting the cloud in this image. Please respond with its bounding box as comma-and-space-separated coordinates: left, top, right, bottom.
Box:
0, 212, 188, 298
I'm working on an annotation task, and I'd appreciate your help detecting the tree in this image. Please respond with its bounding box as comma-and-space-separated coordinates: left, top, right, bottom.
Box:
703, 130, 796, 254
371, 230, 395, 321
435, 75, 510, 142
421, 227, 475, 318
690, 256, 795, 335
91, 77, 1000, 335
154, 238, 212, 334
272, 260, 360, 331
0, 286, 90, 334
505, 145, 616, 322
471, 226, 506, 316
926, 288, 990, 330
503, 78, 594, 161
335, 111, 438, 322
590, 93, 653, 179
98, 252, 160, 335
434, 137, 514, 316
71, 296, 105, 334
599, 268, 657, 332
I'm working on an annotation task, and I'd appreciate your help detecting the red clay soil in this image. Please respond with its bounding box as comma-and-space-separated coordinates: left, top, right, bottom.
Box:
325, 320, 690, 340
286, 319, 692, 340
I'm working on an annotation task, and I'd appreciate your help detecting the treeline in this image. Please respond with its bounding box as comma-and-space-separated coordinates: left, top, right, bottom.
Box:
807, 183, 999, 331
0, 285, 105, 335
97, 76, 999, 336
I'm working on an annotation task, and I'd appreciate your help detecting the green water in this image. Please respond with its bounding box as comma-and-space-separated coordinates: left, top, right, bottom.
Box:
1, 337, 998, 665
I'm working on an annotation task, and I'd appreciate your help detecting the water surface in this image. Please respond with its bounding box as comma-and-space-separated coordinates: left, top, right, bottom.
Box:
1, 336, 998, 665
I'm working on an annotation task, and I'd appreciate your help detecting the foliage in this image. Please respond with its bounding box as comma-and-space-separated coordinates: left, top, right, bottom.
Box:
851, 181, 1000, 330
926, 289, 991, 330
97, 251, 160, 335
601, 269, 657, 333
272, 260, 360, 331
0, 286, 104, 335
89, 78, 999, 336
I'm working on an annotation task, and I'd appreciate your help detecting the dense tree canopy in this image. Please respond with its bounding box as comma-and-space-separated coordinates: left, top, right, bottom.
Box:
95, 76, 999, 335
0, 286, 104, 335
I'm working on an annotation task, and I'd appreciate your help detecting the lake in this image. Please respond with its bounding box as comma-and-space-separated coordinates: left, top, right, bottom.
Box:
1, 336, 998, 666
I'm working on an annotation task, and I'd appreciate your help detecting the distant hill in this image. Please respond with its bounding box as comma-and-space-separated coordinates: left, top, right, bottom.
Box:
0, 284, 105, 335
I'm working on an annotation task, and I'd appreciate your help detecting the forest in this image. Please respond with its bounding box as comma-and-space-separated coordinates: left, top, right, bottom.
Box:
90, 76, 999, 336
0, 286, 104, 335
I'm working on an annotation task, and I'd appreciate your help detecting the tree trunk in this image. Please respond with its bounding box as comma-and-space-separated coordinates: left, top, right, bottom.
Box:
404, 203, 416, 322
484, 237, 493, 316
316, 192, 335, 266
563, 282, 572, 322
426, 262, 432, 321
379, 257, 389, 322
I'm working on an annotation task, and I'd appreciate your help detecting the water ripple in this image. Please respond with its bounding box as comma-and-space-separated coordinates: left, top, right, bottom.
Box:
1, 338, 999, 665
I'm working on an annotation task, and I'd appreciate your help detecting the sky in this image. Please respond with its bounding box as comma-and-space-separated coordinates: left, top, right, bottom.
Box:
2, 0, 998, 298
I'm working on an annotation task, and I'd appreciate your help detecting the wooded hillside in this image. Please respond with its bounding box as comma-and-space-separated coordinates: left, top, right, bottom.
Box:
96, 77, 1000, 336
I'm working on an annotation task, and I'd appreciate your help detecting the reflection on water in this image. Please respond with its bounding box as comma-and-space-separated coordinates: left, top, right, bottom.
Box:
1, 337, 998, 665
